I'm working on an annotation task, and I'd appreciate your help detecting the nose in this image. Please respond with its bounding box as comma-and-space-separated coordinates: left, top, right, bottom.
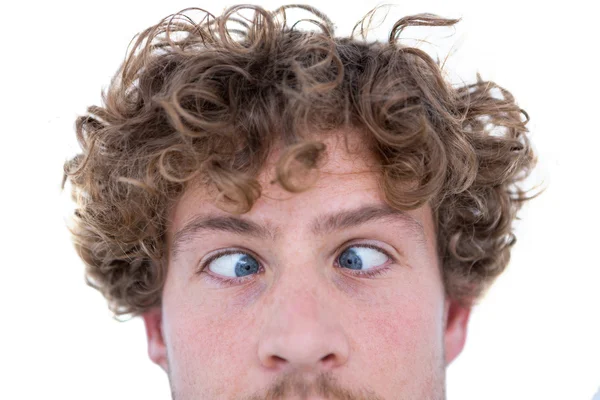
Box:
257, 282, 350, 373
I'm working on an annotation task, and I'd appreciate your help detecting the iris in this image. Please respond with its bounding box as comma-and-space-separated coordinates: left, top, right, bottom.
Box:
234, 254, 260, 277
338, 248, 363, 270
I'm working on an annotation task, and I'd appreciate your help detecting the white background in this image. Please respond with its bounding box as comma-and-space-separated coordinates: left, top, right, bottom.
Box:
1, 0, 599, 399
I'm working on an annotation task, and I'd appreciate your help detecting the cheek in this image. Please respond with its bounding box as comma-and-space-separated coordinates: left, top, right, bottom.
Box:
371, 298, 440, 351
360, 299, 436, 347
161, 278, 262, 390
348, 280, 445, 381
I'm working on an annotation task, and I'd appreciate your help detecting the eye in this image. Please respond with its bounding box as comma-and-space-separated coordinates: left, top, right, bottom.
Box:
206, 252, 260, 278
337, 245, 389, 271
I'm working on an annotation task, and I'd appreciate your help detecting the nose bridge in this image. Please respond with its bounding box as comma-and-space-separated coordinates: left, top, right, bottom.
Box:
257, 259, 350, 372
273, 271, 325, 329
258, 254, 349, 372
268, 246, 335, 329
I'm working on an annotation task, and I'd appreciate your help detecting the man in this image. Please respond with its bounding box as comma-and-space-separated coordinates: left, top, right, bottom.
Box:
63, 4, 537, 399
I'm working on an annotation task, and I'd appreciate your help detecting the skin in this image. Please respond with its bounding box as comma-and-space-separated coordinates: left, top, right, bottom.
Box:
142, 131, 471, 400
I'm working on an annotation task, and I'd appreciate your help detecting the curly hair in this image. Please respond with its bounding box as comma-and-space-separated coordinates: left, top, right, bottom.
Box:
63, 4, 538, 318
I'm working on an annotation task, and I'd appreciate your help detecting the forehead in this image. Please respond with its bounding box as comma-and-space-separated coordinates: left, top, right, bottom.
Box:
272, 129, 379, 173
167, 129, 432, 242
171, 130, 373, 208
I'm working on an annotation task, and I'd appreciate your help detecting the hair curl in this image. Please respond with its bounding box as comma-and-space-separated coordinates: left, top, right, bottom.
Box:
63, 4, 538, 318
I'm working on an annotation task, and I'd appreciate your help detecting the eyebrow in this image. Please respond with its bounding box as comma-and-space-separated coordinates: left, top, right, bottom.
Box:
310, 204, 425, 239
170, 204, 426, 261
171, 215, 275, 260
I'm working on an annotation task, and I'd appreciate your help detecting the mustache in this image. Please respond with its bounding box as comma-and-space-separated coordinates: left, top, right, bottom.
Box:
242, 371, 385, 400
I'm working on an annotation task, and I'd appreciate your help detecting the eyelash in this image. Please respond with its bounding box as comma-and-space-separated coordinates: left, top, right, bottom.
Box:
197, 243, 394, 288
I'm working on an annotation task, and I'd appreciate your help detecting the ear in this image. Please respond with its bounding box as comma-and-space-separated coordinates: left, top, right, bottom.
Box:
443, 297, 472, 365
141, 307, 169, 372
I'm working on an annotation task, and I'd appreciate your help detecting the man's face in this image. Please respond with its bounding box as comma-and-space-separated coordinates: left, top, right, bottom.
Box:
142, 132, 470, 399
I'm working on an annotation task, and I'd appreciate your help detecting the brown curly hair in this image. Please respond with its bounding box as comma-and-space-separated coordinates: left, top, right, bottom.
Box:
63, 4, 538, 318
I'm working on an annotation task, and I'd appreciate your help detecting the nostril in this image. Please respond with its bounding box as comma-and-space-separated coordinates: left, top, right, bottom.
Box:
273, 355, 286, 363
269, 354, 287, 368
320, 353, 336, 366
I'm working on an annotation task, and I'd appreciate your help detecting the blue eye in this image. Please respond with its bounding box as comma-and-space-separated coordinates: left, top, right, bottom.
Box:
207, 252, 260, 278
201, 244, 392, 287
338, 246, 389, 271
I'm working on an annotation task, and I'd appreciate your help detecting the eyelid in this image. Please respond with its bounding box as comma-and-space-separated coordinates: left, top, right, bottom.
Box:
334, 240, 396, 263
196, 247, 263, 275
334, 242, 398, 281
